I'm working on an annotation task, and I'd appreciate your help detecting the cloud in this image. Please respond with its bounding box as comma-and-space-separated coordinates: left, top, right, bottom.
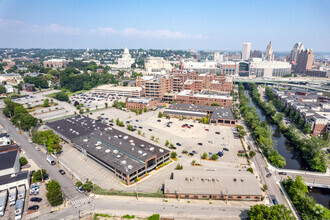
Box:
0, 18, 39, 33
90, 27, 209, 39
44, 24, 80, 35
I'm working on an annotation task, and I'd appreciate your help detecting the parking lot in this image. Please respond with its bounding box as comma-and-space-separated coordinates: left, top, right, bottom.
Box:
70, 91, 126, 111
52, 106, 248, 193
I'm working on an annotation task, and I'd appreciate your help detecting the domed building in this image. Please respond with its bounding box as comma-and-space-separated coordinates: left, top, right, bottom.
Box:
117, 47, 135, 68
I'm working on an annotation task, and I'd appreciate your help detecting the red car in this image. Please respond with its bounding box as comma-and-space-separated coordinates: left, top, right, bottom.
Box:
187, 126, 191, 128
238, 150, 244, 153
181, 125, 185, 128
205, 129, 209, 131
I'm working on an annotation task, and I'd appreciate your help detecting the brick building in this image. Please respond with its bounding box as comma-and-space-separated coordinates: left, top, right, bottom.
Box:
126, 97, 158, 111
175, 90, 232, 107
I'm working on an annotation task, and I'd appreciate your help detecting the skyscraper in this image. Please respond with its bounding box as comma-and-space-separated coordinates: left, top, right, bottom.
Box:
295, 49, 314, 73
289, 42, 304, 63
264, 41, 274, 61
242, 42, 251, 60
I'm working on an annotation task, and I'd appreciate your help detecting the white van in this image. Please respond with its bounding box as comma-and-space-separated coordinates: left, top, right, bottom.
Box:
46, 155, 56, 165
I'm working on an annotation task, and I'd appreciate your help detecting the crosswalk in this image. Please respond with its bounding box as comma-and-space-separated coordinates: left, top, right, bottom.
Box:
70, 196, 92, 206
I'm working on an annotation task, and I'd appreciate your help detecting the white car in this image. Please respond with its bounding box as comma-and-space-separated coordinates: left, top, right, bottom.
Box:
35, 147, 40, 151
28, 139, 33, 143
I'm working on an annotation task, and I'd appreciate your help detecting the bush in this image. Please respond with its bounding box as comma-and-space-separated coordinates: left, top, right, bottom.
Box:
148, 214, 160, 220
122, 215, 135, 219
202, 152, 207, 159
247, 167, 253, 173
75, 181, 82, 187
249, 151, 256, 158
263, 184, 268, 191
175, 164, 183, 170
211, 154, 218, 160
20, 157, 28, 166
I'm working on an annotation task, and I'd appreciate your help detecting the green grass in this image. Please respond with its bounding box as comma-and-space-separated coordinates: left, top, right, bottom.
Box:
148, 214, 160, 220
94, 213, 111, 220
94, 185, 164, 198
122, 214, 135, 219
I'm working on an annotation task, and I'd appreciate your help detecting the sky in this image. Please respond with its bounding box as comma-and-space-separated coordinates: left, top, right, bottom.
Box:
0, 0, 329, 51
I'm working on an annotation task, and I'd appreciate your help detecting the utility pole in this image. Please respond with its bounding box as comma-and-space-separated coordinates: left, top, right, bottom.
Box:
135, 185, 139, 200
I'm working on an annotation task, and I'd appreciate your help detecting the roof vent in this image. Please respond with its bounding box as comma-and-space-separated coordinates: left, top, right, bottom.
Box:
159, 149, 164, 152
114, 135, 118, 138
105, 149, 110, 153
113, 150, 118, 154
138, 150, 142, 154
131, 147, 134, 151
121, 160, 127, 165
70, 128, 72, 131
140, 144, 145, 148
83, 139, 88, 142
149, 147, 154, 151
123, 136, 128, 140
129, 140, 134, 143
11, 173, 16, 178
96, 146, 102, 150
142, 153, 147, 156
100, 133, 103, 136
116, 155, 121, 159
108, 137, 111, 140
128, 165, 133, 169
119, 142, 122, 145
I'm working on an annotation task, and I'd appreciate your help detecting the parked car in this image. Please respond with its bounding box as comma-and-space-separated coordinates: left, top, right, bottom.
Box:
138, 126, 143, 129
238, 150, 244, 153
148, 129, 152, 131
272, 199, 278, 205
198, 143, 203, 145
215, 132, 220, 134
188, 152, 194, 156
223, 148, 229, 151
28, 205, 39, 211
30, 197, 42, 202
157, 120, 161, 122
205, 129, 209, 131
192, 150, 198, 154
76, 187, 84, 193
176, 143, 182, 146
59, 169, 66, 175
28, 139, 33, 143
217, 151, 223, 157
35, 147, 40, 151
266, 173, 272, 178
278, 172, 287, 175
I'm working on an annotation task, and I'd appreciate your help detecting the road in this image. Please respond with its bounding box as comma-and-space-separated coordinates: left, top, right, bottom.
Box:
34, 198, 249, 220
0, 112, 89, 204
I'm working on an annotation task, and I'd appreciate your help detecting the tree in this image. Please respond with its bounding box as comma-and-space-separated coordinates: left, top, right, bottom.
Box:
303, 123, 311, 134
46, 180, 63, 206
33, 169, 47, 182
32, 130, 61, 154
247, 167, 254, 173
54, 92, 69, 102
298, 117, 305, 128
144, 107, 147, 112
20, 157, 28, 166
248, 204, 295, 220
151, 135, 155, 140
191, 160, 196, 165
105, 102, 108, 108
158, 112, 163, 118
43, 99, 50, 107
170, 151, 177, 158
249, 151, 256, 158
211, 154, 218, 160
137, 129, 141, 135
202, 152, 208, 159
0, 86, 6, 94
263, 184, 268, 191
165, 140, 169, 146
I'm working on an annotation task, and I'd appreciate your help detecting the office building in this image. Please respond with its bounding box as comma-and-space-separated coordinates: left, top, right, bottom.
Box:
295, 49, 314, 73
264, 41, 274, 61
93, 85, 144, 97
145, 57, 172, 73
164, 170, 263, 201
242, 42, 251, 60
219, 61, 238, 76
175, 90, 232, 107
214, 52, 224, 62
182, 61, 221, 74
289, 42, 304, 63
46, 116, 170, 185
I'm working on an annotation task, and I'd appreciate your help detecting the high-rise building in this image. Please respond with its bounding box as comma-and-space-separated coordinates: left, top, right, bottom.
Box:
264, 41, 274, 61
214, 52, 224, 62
295, 49, 314, 73
289, 42, 304, 63
242, 42, 251, 60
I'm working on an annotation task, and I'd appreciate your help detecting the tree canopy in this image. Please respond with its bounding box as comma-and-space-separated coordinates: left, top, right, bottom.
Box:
248, 204, 295, 220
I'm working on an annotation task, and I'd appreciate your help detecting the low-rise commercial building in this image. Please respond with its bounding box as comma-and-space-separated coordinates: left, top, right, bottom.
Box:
164, 103, 236, 126
0, 150, 20, 176
93, 85, 144, 97
164, 170, 263, 201
46, 116, 170, 184
249, 61, 291, 77
126, 97, 158, 111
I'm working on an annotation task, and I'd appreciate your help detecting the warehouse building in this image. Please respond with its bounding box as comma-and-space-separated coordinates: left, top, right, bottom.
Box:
46, 115, 170, 184
164, 170, 263, 201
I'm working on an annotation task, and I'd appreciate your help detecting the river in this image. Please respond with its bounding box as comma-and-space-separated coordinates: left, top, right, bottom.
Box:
245, 91, 308, 170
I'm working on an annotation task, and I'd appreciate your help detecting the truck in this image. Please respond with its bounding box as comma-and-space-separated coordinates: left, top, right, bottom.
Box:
17, 185, 26, 200
0, 190, 8, 216
9, 187, 17, 206
46, 155, 56, 165
14, 199, 24, 220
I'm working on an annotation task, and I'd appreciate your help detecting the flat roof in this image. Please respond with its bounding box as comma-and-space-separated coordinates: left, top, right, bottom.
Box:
47, 116, 169, 176
168, 103, 235, 120
0, 171, 29, 186
95, 85, 142, 91
0, 150, 18, 170
164, 109, 207, 118
127, 97, 153, 104
177, 90, 232, 100
46, 115, 107, 140
164, 170, 263, 196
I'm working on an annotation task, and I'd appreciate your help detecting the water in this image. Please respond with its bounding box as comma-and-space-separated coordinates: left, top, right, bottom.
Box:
307, 187, 330, 209
245, 91, 308, 170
